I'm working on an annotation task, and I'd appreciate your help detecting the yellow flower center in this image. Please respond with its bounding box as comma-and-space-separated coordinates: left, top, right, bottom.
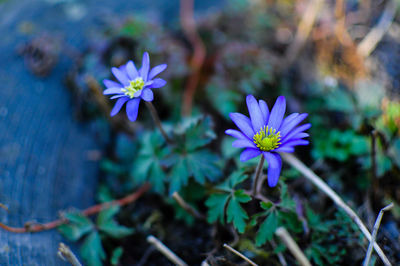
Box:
253, 126, 281, 151
121, 78, 145, 98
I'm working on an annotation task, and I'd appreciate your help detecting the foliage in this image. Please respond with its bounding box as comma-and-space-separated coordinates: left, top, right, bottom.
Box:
206, 170, 251, 233
58, 206, 133, 266
62, 0, 400, 264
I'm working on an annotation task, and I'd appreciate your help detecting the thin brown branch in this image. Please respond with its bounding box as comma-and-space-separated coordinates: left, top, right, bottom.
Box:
0, 183, 151, 233
282, 153, 392, 266
275, 227, 311, 266
363, 203, 394, 266
58, 242, 82, 266
147, 235, 188, 266
180, 0, 206, 116
281, 0, 323, 69
172, 192, 205, 220
357, 0, 397, 57
223, 243, 258, 266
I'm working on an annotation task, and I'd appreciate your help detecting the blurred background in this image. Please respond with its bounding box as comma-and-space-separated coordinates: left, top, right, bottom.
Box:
1, 0, 400, 265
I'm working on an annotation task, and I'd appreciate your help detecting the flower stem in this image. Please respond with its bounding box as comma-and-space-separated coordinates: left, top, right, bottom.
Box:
252, 155, 265, 196
145, 102, 173, 145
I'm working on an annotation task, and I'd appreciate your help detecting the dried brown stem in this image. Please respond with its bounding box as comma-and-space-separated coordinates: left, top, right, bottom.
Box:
275, 227, 311, 266
172, 192, 205, 220
357, 0, 397, 57
180, 0, 206, 116
363, 203, 394, 266
0, 183, 151, 233
58, 242, 82, 266
282, 0, 323, 69
223, 243, 258, 266
282, 153, 392, 265
147, 235, 188, 266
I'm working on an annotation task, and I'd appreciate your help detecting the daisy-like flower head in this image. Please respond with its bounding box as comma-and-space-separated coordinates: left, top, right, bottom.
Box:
103, 52, 167, 121
225, 95, 310, 187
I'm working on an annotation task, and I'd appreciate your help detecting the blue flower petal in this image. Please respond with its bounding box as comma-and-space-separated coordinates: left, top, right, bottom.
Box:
280, 113, 308, 138
229, 113, 255, 139
139, 52, 150, 81
281, 123, 311, 143
126, 98, 141, 121
110, 95, 126, 99
150, 78, 167, 88
240, 148, 261, 162
263, 152, 282, 187
282, 139, 309, 147
258, 99, 269, 124
110, 97, 128, 116
225, 129, 249, 140
274, 146, 294, 153
141, 88, 154, 102
279, 113, 298, 131
103, 79, 122, 89
104, 87, 122, 95
149, 64, 167, 80
246, 95, 264, 132
268, 96, 286, 130
126, 60, 139, 80
112, 67, 130, 86
232, 138, 256, 149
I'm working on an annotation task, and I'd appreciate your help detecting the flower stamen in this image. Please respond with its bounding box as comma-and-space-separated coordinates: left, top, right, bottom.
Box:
253, 126, 281, 151
121, 77, 145, 98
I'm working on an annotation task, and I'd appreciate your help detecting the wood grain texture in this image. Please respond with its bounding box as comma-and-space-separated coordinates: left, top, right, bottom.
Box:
0, 0, 220, 264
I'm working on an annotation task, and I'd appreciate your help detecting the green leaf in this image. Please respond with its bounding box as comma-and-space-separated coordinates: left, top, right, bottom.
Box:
217, 170, 248, 191
278, 211, 303, 233
260, 201, 273, 210
80, 231, 105, 266
58, 213, 93, 241
111, 247, 124, 266
186, 149, 221, 184
279, 182, 296, 210
58, 223, 93, 242
169, 157, 189, 194
255, 211, 278, 246
98, 220, 134, 238
97, 205, 119, 226
132, 131, 167, 193
205, 193, 230, 223
184, 116, 216, 151
226, 190, 251, 233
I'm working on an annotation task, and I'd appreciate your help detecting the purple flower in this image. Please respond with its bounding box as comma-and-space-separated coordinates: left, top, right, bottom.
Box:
225, 95, 310, 187
103, 52, 167, 121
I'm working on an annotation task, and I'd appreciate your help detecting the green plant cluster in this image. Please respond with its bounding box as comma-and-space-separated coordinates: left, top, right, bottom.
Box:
62, 0, 400, 265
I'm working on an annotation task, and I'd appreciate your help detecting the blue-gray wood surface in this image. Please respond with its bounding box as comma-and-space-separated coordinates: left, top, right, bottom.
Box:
0, 0, 221, 264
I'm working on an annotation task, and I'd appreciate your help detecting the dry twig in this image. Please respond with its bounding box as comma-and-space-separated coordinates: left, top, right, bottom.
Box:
275, 227, 311, 266
223, 243, 258, 266
0, 183, 150, 233
282, 0, 323, 69
57, 242, 82, 266
282, 153, 392, 266
180, 0, 206, 116
172, 192, 205, 220
147, 235, 188, 266
363, 203, 394, 266
357, 0, 397, 57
